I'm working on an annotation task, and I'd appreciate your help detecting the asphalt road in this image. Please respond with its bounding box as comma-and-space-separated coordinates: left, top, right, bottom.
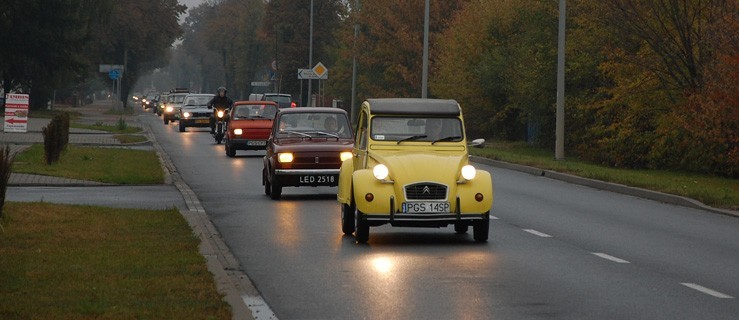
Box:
145, 112, 739, 320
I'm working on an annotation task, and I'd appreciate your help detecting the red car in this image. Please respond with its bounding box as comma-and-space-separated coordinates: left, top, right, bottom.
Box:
224, 101, 278, 157
263, 107, 354, 199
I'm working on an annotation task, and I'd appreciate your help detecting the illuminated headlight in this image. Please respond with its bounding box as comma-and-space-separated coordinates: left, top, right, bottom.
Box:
183, 112, 191, 118
145, 101, 150, 105
142, 99, 147, 103
373, 164, 389, 180
278, 153, 294, 163
165, 106, 174, 113
461, 165, 476, 180
217, 110, 225, 118
340, 152, 353, 162
234, 128, 243, 135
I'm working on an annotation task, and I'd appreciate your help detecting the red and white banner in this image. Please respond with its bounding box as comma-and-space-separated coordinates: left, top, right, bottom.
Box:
4, 93, 29, 133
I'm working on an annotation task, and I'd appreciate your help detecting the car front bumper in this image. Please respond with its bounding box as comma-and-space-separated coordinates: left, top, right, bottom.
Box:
180, 118, 210, 127
228, 138, 268, 150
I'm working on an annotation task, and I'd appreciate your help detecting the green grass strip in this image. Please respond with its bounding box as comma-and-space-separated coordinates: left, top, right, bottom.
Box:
0, 202, 231, 319
12, 144, 163, 184
471, 141, 738, 209
71, 123, 142, 134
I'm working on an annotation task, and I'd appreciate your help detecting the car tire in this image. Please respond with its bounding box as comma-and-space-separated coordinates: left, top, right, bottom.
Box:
269, 174, 282, 200
454, 223, 468, 234
341, 203, 356, 235
215, 136, 223, 144
473, 213, 490, 242
164, 118, 169, 125
226, 141, 236, 157
354, 209, 369, 243
179, 122, 185, 132
263, 169, 271, 196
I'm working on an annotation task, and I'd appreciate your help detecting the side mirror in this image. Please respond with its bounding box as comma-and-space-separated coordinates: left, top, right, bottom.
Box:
468, 138, 485, 148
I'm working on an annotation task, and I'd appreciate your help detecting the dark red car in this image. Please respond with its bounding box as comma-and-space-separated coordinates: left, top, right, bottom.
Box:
224, 101, 278, 157
263, 107, 354, 199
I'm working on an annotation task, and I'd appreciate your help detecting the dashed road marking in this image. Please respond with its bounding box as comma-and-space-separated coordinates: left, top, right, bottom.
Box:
523, 229, 552, 238
592, 252, 630, 263
681, 283, 734, 299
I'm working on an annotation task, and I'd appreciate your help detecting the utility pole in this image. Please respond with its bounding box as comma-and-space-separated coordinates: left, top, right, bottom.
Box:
307, 0, 314, 107
350, 0, 360, 123
555, 0, 566, 160
421, 0, 429, 98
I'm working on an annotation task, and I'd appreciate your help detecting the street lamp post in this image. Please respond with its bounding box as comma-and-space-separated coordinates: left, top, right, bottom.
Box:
421, 0, 429, 98
307, 0, 314, 107
555, 0, 566, 160
350, 0, 361, 123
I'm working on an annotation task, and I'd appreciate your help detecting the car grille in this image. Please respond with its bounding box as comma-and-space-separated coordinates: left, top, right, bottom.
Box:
405, 183, 447, 200
189, 112, 210, 118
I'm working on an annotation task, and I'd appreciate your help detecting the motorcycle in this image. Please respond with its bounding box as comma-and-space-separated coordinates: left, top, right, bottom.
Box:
212, 107, 229, 144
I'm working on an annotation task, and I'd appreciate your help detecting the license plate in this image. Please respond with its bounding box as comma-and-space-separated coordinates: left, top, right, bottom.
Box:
195, 119, 209, 124
402, 202, 450, 213
298, 175, 336, 185
247, 140, 266, 146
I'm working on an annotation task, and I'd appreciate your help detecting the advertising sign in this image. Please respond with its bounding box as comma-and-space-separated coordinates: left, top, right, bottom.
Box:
4, 93, 29, 133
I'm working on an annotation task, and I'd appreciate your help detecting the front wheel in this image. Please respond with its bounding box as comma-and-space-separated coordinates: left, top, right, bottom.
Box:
178, 122, 186, 132
263, 168, 271, 196
473, 214, 490, 242
226, 141, 236, 157
354, 209, 369, 243
454, 223, 468, 234
163, 118, 169, 125
215, 135, 223, 144
269, 174, 282, 200
341, 203, 355, 235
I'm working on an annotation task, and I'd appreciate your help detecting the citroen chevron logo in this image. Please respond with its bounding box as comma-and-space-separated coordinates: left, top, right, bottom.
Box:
422, 186, 431, 194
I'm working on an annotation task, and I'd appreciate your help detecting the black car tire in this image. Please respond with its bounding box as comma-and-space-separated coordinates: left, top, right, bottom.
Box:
164, 118, 169, 125
179, 122, 186, 132
454, 223, 468, 234
263, 169, 271, 196
473, 213, 490, 242
226, 141, 236, 157
341, 203, 356, 235
269, 174, 282, 200
354, 209, 369, 243
215, 136, 223, 144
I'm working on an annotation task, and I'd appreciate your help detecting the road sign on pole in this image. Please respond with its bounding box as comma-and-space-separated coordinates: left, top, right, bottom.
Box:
298, 68, 317, 79
4, 93, 29, 133
312, 62, 328, 79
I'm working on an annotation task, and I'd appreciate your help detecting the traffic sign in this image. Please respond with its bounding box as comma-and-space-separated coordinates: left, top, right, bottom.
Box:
312, 62, 328, 79
4, 93, 29, 133
109, 69, 121, 80
298, 68, 317, 79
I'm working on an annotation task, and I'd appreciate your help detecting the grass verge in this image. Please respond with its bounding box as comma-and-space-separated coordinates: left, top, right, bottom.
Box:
471, 141, 738, 209
114, 134, 148, 144
28, 109, 81, 119
12, 144, 163, 184
0, 202, 231, 319
71, 123, 142, 134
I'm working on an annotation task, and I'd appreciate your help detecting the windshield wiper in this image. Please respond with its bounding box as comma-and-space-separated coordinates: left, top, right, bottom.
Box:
280, 130, 312, 139
397, 135, 427, 144
304, 131, 340, 139
431, 136, 462, 144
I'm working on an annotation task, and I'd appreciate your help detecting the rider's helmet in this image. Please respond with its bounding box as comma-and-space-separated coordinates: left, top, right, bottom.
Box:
217, 86, 227, 95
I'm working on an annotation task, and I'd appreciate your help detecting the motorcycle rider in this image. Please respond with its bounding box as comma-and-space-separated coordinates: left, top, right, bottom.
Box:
207, 86, 234, 134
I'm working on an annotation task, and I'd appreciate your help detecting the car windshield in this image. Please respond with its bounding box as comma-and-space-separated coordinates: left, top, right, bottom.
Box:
265, 95, 291, 103
173, 94, 187, 103
184, 96, 211, 106
276, 112, 352, 139
233, 104, 277, 120
371, 116, 463, 142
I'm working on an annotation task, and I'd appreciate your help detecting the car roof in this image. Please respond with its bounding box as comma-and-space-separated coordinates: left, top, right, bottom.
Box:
263, 93, 290, 96
366, 98, 460, 116
185, 93, 214, 97
277, 107, 347, 115
234, 100, 278, 106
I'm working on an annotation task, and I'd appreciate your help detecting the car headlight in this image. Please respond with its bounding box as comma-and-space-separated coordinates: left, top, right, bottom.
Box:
183, 112, 191, 118
340, 151, 353, 162
234, 128, 243, 135
217, 110, 225, 118
373, 164, 389, 180
145, 101, 150, 105
461, 165, 476, 180
278, 153, 294, 163
165, 106, 174, 113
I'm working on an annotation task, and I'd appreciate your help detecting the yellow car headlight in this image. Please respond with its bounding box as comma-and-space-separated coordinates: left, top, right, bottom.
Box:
278, 153, 294, 163
461, 165, 476, 180
183, 112, 191, 118
165, 106, 174, 113
340, 151, 353, 162
373, 164, 389, 180
234, 128, 243, 135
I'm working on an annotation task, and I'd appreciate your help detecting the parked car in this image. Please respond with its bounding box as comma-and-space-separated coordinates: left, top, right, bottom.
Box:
163, 89, 189, 124
262, 93, 296, 108
263, 107, 354, 199
224, 101, 278, 157
178, 93, 215, 132
336, 98, 492, 243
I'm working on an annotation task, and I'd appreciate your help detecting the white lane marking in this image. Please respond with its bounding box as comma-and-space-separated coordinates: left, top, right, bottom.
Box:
592, 252, 630, 264
681, 283, 734, 299
243, 295, 279, 319
523, 229, 552, 238
490, 215, 499, 220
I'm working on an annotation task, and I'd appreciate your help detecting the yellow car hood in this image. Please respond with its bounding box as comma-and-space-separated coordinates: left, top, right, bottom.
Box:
370, 150, 468, 184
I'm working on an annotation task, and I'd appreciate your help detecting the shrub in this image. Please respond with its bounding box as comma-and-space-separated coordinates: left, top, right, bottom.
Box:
42, 112, 70, 165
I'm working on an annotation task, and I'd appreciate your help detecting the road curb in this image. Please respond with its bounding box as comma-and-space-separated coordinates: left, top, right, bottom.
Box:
144, 116, 270, 320
469, 156, 739, 218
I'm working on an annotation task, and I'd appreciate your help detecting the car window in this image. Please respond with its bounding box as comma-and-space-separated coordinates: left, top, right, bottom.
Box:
173, 94, 187, 103
234, 104, 278, 120
357, 112, 368, 150
185, 96, 211, 106
370, 116, 463, 142
277, 112, 352, 138
265, 95, 291, 103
